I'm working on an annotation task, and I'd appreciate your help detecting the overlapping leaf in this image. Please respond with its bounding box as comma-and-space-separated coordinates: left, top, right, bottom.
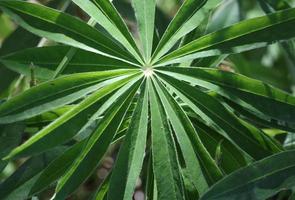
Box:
1, 0, 295, 200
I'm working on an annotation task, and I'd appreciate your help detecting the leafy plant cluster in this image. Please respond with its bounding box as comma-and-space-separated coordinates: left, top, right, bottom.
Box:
0, 0, 295, 199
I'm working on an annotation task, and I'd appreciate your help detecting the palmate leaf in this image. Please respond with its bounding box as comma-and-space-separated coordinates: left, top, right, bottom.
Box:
1, 0, 295, 200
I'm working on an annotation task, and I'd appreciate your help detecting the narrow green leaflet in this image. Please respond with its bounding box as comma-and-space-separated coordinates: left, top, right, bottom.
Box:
72, 0, 143, 64
191, 118, 248, 174
4, 74, 140, 159
200, 150, 295, 200
153, 77, 222, 192
108, 82, 148, 200
91, 0, 143, 61
0, 70, 137, 123
53, 79, 143, 200
157, 73, 282, 160
149, 79, 185, 200
157, 67, 295, 125
29, 140, 87, 195
152, 0, 222, 62
132, 0, 156, 61
25, 106, 73, 127
0, 148, 65, 199
0, 46, 137, 80
222, 96, 295, 132
152, 0, 208, 61
159, 7, 295, 64
0, 1, 137, 64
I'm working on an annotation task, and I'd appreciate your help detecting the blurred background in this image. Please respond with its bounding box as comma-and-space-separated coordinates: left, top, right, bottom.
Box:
1, 0, 295, 199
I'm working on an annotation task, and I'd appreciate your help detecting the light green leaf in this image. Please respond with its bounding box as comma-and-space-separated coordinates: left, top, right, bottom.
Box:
152, 0, 222, 62
0, 70, 137, 123
72, 0, 143, 64
53, 78, 143, 199
152, 77, 222, 193
157, 72, 282, 160
149, 78, 185, 200
108, 82, 148, 200
0, 1, 137, 64
159, 8, 295, 64
4, 74, 140, 159
132, 0, 156, 61
0, 46, 137, 80
200, 150, 295, 200
157, 67, 295, 124
152, 0, 208, 61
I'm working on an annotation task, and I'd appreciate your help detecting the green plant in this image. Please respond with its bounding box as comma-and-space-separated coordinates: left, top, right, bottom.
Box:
0, 0, 295, 199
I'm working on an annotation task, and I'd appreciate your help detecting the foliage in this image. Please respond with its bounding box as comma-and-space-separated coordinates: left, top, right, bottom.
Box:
0, 0, 295, 199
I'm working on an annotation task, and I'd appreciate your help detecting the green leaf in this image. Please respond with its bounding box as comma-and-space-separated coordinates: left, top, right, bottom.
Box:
29, 140, 87, 195
221, 96, 295, 133
190, 118, 248, 174
153, 0, 222, 62
0, 148, 65, 199
157, 67, 295, 125
4, 74, 140, 159
53, 78, 143, 199
200, 150, 295, 200
157, 72, 282, 160
159, 7, 295, 64
0, 123, 23, 159
0, 70, 137, 123
0, 123, 24, 172
152, 0, 212, 61
0, 1, 137, 64
152, 77, 222, 192
108, 82, 148, 200
0, 46, 137, 80
25, 106, 73, 126
132, 0, 156, 61
149, 78, 185, 200
72, 0, 143, 64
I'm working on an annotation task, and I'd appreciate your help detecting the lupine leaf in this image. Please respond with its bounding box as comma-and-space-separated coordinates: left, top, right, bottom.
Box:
149, 78, 185, 200
153, 77, 222, 191
157, 73, 282, 160
4, 74, 140, 159
159, 8, 295, 64
0, 0, 137, 64
0, 70, 137, 123
152, 0, 222, 62
200, 150, 295, 200
0, 46, 137, 79
132, 0, 156, 61
108, 82, 149, 200
53, 78, 143, 199
157, 67, 295, 125
72, 0, 143, 64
